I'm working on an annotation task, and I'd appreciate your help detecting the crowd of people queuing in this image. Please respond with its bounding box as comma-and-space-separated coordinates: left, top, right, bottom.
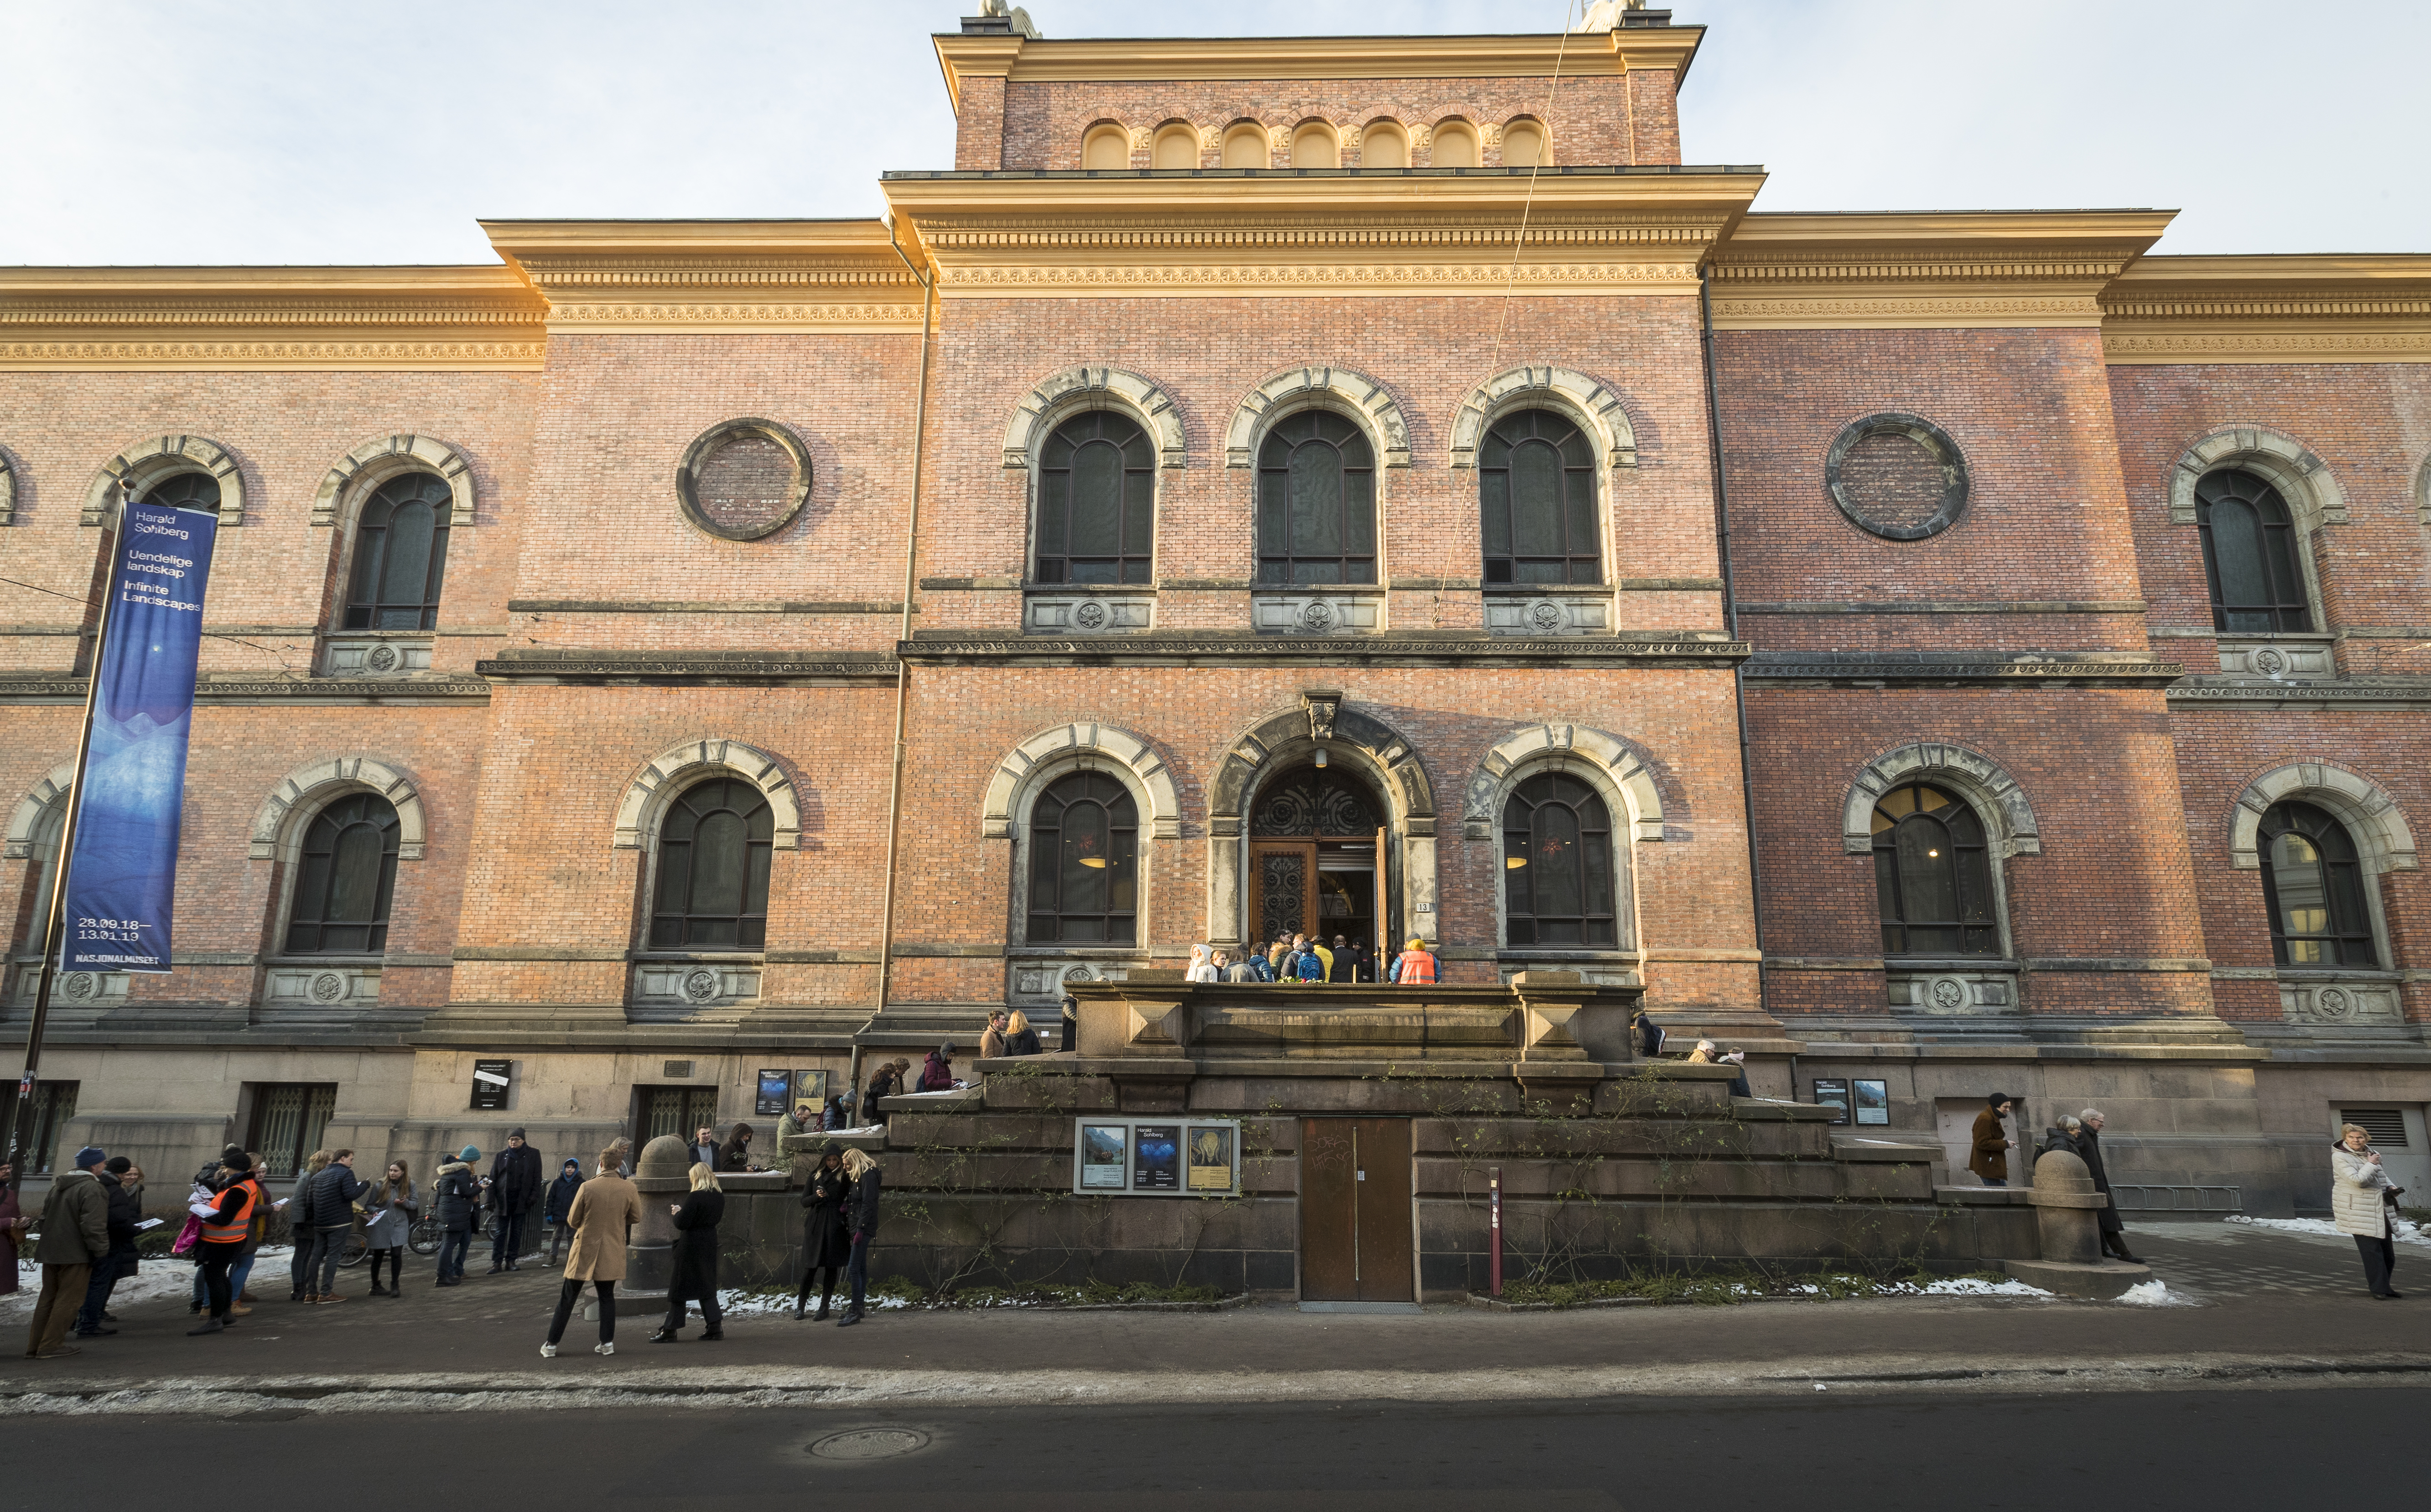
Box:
8, 1123, 889, 1359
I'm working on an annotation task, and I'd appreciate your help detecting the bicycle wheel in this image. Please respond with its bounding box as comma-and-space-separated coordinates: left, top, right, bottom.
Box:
482, 1210, 503, 1243
337, 1225, 370, 1268
407, 1217, 443, 1257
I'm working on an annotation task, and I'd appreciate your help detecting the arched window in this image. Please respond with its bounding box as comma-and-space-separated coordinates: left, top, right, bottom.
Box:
1481, 409, 1600, 583
1361, 120, 1408, 168
1221, 123, 1268, 168
343, 472, 451, 630
286, 792, 400, 954
141, 471, 221, 513
1291, 121, 1339, 168
1151, 124, 1198, 169
650, 777, 773, 950
2197, 470, 2310, 633
1503, 772, 1615, 946
1027, 771, 1138, 943
1502, 119, 1547, 168
1082, 125, 1130, 170
1871, 783, 1998, 956
1432, 120, 1479, 168
2260, 801, 2377, 967
1036, 411, 1154, 584
1256, 410, 1376, 585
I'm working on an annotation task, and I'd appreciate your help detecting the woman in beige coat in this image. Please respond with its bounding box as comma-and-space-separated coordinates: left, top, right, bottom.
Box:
2332, 1122, 2404, 1299
541, 1149, 645, 1357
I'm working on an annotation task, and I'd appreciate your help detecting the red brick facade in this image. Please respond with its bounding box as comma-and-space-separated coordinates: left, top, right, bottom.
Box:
2, 21, 2426, 1217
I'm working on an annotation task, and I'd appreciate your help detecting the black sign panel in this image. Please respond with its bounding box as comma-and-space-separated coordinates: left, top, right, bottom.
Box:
1811, 1078, 1850, 1126
470, 1059, 512, 1111
1131, 1124, 1180, 1191
756, 1069, 795, 1118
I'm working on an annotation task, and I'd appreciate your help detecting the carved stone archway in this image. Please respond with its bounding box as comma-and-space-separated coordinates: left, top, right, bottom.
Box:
2228, 762, 2417, 874
1206, 693, 1437, 949
1001, 366, 1187, 471
314, 434, 478, 528
1223, 366, 1410, 469
4, 761, 77, 860
250, 756, 429, 861
1841, 742, 2041, 859
83, 435, 246, 527
982, 722, 1181, 840
1448, 365, 1638, 470
2167, 423, 2348, 528
612, 739, 800, 851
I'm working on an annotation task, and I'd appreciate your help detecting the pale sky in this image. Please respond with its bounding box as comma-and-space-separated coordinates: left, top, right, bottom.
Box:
2, 0, 2424, 266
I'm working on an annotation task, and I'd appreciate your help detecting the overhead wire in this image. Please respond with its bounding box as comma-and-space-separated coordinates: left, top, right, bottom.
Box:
1484, 0, 1583, 380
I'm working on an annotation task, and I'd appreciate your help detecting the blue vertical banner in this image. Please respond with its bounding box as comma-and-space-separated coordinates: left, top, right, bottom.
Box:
61, 500, 219, 973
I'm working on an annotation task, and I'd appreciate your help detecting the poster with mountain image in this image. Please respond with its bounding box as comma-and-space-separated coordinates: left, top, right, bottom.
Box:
1080, 1124, 1128, 1189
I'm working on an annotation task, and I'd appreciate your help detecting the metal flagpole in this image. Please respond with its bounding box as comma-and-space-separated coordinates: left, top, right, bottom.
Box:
8, 478, 137, 1170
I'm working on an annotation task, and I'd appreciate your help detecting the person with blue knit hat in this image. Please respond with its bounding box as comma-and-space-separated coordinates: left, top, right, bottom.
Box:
431, 1144, 483, 1286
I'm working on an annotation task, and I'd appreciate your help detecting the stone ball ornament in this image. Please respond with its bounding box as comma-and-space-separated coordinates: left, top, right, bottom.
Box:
1824, 411, 1969, 540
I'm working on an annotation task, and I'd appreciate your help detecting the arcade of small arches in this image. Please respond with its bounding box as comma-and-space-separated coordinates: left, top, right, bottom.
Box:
1079, 114, 1549, 172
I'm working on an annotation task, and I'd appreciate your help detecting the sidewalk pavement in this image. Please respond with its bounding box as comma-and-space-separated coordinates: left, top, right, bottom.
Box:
4, 1221, 2428, 1411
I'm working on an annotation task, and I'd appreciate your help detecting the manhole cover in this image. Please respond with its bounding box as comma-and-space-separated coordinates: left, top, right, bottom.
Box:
808, 1428, 930, 1461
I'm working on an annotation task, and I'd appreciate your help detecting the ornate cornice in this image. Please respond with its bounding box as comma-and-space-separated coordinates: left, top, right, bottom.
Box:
2167, 676, 2431, 711
1745, 652, 2183, 688
482, 220, 929, 333
476, 650, 901, 684
0, 673, 492, 704
931, 30, 1704, 102
887, 171, 1757, 298
899, 632, 1748, 668
1707, 211, 2172, 331
0, 267, 546, 370
2101, 255, 2431, 365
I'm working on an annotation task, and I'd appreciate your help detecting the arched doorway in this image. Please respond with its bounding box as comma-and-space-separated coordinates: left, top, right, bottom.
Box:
1248, 763, 1388, 972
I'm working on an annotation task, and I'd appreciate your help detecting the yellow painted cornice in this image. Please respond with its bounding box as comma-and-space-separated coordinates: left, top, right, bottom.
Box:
1708, 210, 2175, 331
883, 168, 1760, 299
481, 220, 927, 333
2101, 254, 2431, 365
933, 30, 1703, 113
0, 264, 547, 370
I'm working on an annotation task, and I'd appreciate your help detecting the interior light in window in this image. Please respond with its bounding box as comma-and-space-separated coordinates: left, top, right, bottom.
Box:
1506, 856, 1528, 870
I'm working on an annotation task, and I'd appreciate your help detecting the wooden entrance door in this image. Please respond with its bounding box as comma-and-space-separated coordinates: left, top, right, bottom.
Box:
1299, 1117, 1414, 1301
1253, 842, 1317, 949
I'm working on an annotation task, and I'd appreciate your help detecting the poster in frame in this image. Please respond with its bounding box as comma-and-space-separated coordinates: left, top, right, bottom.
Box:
1185, 1124, 1236, 1191
1810, 1078, 1851, 1126
1132, 1124, 1181, 1191
755, 1069, 795, 1118
1853, 1078, 1891, 1125
1078, 1124, 1129, 1189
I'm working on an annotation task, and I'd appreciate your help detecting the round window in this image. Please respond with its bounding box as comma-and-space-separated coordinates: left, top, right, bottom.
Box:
1823, 413, 1968, 540
675, 419, 811, 541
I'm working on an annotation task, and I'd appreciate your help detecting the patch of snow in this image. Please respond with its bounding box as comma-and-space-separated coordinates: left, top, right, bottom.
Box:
0, 1249, 294, 1319
713, 1287, 910, 1317
2226, 1214, 2431, 1248
1915, 1277, 2053, 1298
2113, 1279, 2188, 1306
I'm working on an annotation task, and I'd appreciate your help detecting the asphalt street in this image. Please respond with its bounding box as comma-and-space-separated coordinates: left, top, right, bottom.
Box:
4, 1387, 2413, 1510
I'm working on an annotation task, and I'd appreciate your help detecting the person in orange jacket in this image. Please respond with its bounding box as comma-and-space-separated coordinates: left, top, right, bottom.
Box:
1391, 937, 1438, 985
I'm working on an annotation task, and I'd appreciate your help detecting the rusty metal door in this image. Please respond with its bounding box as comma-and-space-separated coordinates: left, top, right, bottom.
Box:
1299, 1117, 1414, 1302
1253, 842, 1316, 950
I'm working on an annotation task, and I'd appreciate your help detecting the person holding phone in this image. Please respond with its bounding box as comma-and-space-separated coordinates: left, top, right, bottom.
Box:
2334, 1122, 2404, 1299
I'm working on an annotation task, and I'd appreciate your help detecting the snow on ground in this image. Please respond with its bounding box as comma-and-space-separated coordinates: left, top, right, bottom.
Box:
714, 1286, 909, 1317
2113, 1279, 2190, 1306
1915, 1277, 2054, 1298
2226, 1214, 2431, 1247
0, 1246, 297, 1319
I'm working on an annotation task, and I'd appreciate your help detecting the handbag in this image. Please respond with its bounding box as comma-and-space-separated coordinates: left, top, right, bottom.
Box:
170, 1213, 203, 1256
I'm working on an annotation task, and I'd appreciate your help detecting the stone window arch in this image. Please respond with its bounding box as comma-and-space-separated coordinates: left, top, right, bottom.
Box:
2228, 762, 2417, 877
1841, 742, 2041, 860
1207, 696, 1438, 951
281, 791, 403, 955
1224, 366, 1409, 470
1841, 743, 2036, 965
5, 763, 77, 960
313, 434, 476, 529
1000, 366, 1186, 473
612, 739, 800, 853
1449, 365, 1636, 471
2416, 450, 2431, 526
250, 757, 429, 863
985, 724, 1177, 955
1463, 724, 1667, 956
82, 435, 245, 528
2167, 424, 2348, 529
0, 448, 16, 527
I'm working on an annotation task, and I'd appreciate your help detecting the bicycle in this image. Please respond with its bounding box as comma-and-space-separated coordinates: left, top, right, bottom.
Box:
333, 1209, 371, 1269
406, 1206, 503, 1258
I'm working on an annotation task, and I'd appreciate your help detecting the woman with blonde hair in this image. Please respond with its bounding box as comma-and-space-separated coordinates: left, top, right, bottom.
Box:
2333, 1121, 2403, 1299
836, 1147, 883, 1327
1004, 1008, 1041, 1056
1186, 943, 1217, 983
650, 1163, 726, 1343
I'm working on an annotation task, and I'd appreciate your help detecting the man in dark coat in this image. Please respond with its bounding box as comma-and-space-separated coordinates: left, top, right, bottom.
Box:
488, 1129, 545, 1274
1969, 1093, 2015, 1187
73, 1156, 143, 1337
2078, 1109, 2141, 1262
